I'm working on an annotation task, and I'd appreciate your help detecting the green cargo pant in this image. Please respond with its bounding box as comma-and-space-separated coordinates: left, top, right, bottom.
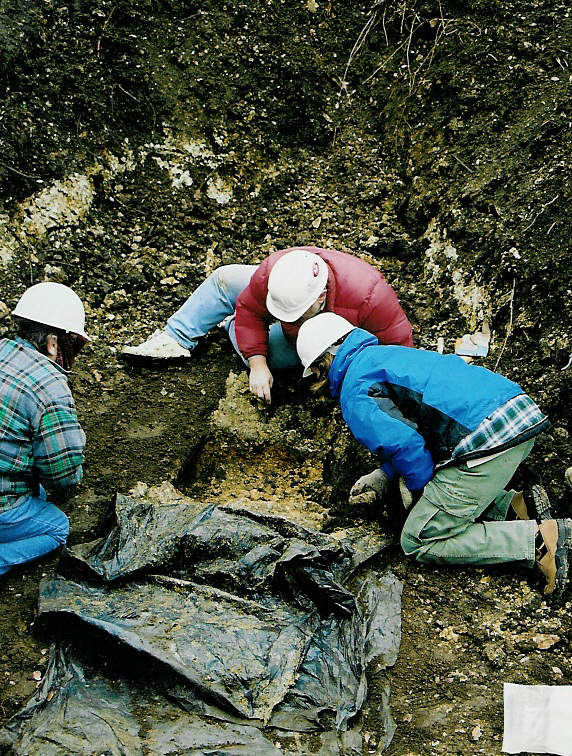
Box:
400, 439, 537, 566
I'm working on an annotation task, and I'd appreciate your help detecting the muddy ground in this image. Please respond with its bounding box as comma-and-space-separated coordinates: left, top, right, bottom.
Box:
0, 0, 571, 753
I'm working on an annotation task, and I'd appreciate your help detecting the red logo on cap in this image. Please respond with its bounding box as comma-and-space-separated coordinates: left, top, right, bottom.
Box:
312, 262, 319, 277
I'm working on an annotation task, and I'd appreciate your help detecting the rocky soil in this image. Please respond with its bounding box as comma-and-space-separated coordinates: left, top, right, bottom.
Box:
1, 1, 571, 753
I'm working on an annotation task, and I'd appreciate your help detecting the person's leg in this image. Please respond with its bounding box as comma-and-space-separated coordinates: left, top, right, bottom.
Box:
400, 440, 537, 566
166, 264, 257, 350
222, 316, 248, 366
225, 320, 300, 369
266, 323, 300, 370
477, 439, 535, 521
0, 493, 69, 575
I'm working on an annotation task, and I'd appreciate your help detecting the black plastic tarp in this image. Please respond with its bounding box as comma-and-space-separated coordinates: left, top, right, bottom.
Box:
0, 644, 286, 756
1, 485, 402, 755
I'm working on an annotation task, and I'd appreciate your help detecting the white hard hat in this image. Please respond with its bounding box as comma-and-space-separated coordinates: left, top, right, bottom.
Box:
266, 249, 329, 322
12, 282, 90, 340
297, 312, 355, 377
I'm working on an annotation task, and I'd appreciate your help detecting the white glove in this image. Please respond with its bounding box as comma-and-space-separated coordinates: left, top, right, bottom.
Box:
398, 477, 413, 510
349, 469, 390, 504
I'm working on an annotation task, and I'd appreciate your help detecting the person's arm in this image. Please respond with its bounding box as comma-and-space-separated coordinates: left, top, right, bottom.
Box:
234, 258, 276, 401
33, 399, 86, 488
248, 355, 273, 403
234, 262, 273, 360
343, 392, 433, 491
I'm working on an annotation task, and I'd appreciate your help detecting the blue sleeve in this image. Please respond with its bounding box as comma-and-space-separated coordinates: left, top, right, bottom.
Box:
380, 459, 399, 480
342, 393, 434, 490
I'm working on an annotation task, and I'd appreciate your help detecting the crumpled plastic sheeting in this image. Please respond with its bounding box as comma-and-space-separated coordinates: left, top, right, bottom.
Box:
68, 483, 391, 615
0, 644, 285, 756
268, 573, 401, 733
38, 575, 317, 722
1, 484, 402, 755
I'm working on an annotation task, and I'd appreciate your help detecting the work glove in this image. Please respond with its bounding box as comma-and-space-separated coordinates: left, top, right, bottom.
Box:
398, 479, 424, 510
398, 478, 413, 510
349, 469, 390, 506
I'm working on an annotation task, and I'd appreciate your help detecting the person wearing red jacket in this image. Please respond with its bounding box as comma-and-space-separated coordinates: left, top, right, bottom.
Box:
122, 246, 413, 403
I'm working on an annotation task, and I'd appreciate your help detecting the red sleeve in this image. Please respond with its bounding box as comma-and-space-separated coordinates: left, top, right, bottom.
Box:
235, 257, 273, 359
359, 279, 413, 347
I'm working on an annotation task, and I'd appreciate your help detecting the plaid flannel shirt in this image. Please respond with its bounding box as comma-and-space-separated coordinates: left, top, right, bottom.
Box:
0, 338, 85, 512
451, 393, 548, 463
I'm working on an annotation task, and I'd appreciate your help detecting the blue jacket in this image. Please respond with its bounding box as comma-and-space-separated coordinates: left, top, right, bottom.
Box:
328, 329, 548, 491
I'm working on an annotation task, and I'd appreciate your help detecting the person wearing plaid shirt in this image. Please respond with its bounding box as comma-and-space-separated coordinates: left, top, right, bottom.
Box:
0, 282, 88, 576
297, 314, 572, 597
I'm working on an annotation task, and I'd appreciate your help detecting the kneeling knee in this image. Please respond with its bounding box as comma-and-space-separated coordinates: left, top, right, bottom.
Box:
51, 511, 70, 545
212, 264, 241, 287
400, 525, 421, 559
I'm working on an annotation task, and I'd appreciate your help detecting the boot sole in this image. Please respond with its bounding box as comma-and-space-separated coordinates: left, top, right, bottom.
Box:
531, 484, 552, 521
121, 351, 192, 361
553, 519, 572, 596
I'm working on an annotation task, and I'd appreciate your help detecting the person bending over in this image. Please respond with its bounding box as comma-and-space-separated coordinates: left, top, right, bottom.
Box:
296, 312, 570, 597
122, 246, 413, 403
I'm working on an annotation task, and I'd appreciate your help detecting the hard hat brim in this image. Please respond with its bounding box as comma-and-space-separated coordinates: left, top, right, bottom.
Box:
12, 309, 91, 341
266, 291, 320, 322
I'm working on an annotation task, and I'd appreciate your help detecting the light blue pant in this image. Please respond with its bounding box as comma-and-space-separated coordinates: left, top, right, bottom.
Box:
0, 488, 69, 575
166, 264, 299, 370
401, 439, 537, 566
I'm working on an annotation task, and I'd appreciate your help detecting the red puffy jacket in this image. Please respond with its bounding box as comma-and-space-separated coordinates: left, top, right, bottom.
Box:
235, 247, 413, 359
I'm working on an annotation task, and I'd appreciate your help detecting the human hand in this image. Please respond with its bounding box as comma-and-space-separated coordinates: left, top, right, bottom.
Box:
248, 357, 273, 404
398, 478, 424, 510
349, 469, 390, 505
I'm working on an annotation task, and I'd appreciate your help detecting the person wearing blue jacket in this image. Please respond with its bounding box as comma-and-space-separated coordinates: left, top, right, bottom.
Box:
296, 312, 571, 597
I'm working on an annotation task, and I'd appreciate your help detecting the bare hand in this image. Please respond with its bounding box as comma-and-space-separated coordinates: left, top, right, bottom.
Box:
248, 357, 273, 404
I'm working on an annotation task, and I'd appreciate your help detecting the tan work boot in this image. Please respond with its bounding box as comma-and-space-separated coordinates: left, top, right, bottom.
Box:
511, 486, 552, 521
535, 519, 572, 596
510, 491, 529, 520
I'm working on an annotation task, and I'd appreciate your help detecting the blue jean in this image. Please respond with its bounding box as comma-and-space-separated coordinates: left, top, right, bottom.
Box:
0, 488, 69, 575
400, 439, 537, 566
166, 264, 300, 370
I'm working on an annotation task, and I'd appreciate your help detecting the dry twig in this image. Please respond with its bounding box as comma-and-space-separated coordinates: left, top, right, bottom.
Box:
522, 194, 559, 233
0, 162, 40, 180
96, 6, 116, 56
339, 9, 379, 99
117, 84, 139, 102
494, 277, 516, 371
452, 154, 474, 173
